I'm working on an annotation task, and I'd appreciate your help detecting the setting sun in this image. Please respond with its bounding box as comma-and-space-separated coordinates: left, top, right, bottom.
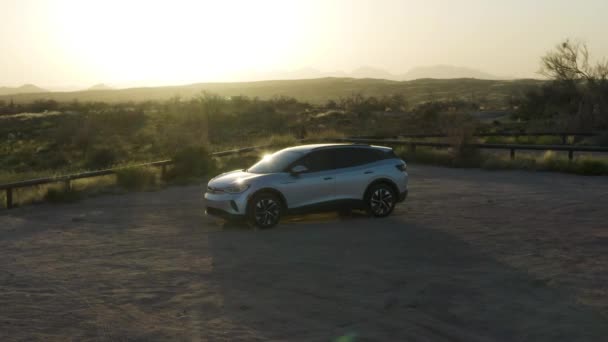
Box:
47, 0, 311, 85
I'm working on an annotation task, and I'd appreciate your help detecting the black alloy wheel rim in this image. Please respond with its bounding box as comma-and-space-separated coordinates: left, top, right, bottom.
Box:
254, 198, 280, 226
370, 188, 394, 215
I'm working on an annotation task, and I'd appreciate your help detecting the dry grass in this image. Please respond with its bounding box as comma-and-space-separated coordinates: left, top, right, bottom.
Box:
396, 146, 608, 176
1, 174, 122, 208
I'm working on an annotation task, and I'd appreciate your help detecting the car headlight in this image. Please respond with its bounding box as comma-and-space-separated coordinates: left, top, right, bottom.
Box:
224, 183, 250, 194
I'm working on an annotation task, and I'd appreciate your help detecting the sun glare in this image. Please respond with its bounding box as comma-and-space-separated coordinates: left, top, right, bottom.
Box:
49, 0, 308, 84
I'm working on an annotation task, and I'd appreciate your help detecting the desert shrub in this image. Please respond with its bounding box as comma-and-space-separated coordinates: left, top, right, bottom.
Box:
537, 151, 571, 172
116, 167, 157, 190
395, 147, 457, 167
583, 132, 608, 147
530, 135, 563, 145
45, 188, 82, 203
486, 135, 563, 145
261, 134, 299, 147
305, 129, 345, 142
164, 145, 216, 181
571, 158, 608, 175
85, 148, 117, 169
480, 157, 511, 170
481, 156, 536, 171
216, 154, 259, 173
442, 113, 482, 166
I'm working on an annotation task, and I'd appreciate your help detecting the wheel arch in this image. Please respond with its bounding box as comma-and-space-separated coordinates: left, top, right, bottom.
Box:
364, 178, 399, 200
246, 188, 288, 214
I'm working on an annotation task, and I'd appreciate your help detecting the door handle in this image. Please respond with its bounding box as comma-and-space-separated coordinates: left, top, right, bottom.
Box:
323, 177, 333, 180
364, 171, 374, 174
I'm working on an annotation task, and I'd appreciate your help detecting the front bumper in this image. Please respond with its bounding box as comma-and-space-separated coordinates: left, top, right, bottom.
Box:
205, 207, 245, 221
204, 190, 248, 219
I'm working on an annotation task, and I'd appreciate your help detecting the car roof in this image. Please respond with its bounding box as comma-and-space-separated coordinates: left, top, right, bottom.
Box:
279, 143, 391, 154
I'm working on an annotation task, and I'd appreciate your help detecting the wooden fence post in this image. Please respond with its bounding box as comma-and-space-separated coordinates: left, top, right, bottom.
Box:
6, 188, 13, 209
510, 148, 515, 160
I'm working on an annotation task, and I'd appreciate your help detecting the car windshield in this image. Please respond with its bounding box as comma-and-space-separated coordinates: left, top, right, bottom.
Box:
247, 150, 304, 174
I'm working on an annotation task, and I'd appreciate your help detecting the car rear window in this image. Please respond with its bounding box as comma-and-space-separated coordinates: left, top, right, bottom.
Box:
333, 147, 393, 169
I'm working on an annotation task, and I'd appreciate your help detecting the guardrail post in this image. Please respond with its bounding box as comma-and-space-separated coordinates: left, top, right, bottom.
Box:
64, 179, 71, 192
6, 188, 13, 209
161, 164, 167, 180
510, 148, 515, 160
562, 134, 568, 145
568, 150, 574, 161
410, 143, 417, 153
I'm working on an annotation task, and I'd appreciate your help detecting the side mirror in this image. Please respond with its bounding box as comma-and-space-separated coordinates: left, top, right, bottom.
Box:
290, 165, 308, 176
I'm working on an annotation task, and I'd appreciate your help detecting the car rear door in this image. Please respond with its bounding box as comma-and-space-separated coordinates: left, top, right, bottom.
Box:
332, 147, 384, 201
277, 149, 337, 209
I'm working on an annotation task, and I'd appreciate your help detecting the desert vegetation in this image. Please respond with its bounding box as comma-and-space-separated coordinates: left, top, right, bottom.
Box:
1, 40, 608, 207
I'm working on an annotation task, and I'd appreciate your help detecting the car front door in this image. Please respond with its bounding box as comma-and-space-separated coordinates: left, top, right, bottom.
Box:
277, 149, 337, 209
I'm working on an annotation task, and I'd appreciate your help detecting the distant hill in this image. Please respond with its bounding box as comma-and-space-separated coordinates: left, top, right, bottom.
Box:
87, 83, 113, 91
350, 66, 396, 80
239, 65, 504, 81
0, 77, 542, 106
0, 84, 47, 96
402, 65, 500, 80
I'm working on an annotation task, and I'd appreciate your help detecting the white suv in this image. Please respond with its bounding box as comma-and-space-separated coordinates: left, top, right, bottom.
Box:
205, 143, 408, 228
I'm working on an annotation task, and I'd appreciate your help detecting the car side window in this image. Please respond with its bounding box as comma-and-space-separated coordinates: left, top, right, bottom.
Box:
334, 148, 384, 169
296, 150, 336, 173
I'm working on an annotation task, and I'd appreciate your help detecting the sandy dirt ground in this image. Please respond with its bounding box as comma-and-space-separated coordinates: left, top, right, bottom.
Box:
1, 165, 607, 341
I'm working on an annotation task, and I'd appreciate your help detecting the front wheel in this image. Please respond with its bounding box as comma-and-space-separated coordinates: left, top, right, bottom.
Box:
366, 183, 396, 217
248, 193, 283, 229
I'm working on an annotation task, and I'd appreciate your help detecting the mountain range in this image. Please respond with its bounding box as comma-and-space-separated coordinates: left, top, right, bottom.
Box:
240, 65, 504, 82
0, 65, 509, 96
0, 84, 47, 96
0, 77, 542, 107
88, 83, 114, 91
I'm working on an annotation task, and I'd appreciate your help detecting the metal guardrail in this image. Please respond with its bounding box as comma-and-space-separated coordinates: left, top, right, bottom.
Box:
0, 145, 273, 209
340, 138, 608, 161
356, 132, 598, 144
2, 139, 607, 209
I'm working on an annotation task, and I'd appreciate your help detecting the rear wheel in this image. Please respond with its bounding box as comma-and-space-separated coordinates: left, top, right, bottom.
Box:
248, 193, 283, 228
366, 183, 396, 217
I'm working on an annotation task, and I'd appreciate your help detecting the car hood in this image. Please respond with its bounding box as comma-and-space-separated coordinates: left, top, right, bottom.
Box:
207, 169, 266, 189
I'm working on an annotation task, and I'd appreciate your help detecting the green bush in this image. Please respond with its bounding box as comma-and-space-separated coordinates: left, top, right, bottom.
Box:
216, 154, 259, 173
85, 148, 117, 169
164, 145, 216, 181
116, 167, 157, 190
571, 158, 608, 175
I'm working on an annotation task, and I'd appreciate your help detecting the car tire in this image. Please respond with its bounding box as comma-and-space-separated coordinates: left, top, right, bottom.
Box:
366, 183, 396, 217
247, 193, 283, 229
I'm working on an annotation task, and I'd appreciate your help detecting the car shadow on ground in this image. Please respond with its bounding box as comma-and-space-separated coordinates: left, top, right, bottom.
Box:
218, 210, 373, 230
203, 217, 608, 341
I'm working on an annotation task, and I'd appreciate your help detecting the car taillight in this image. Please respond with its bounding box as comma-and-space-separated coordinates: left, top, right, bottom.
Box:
395, 163, 407, 172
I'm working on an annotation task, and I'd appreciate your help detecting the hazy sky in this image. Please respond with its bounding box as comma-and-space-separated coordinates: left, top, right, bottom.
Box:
2, 0, 608, 88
